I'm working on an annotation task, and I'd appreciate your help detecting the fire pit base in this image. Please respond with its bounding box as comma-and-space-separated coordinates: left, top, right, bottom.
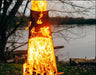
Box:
23, 63, 57, 75
23, 63, 64, 75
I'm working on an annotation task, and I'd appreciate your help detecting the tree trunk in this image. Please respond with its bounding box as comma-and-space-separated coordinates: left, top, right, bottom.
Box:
0, 0, 23, 62
0, 30, 7, 63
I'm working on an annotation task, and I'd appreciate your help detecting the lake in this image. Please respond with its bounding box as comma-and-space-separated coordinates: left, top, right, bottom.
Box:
10, 25, 95, 61
52, 25, 95, 61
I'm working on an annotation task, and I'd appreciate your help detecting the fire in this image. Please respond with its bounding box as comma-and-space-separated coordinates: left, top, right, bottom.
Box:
23, 26, 58, 74
23, 0, 63, 75
37, 13, 43, 24
31, 0, 46, 25
40, 27, 51, 38
27, 37, 56, 74
31, 0, 47, 11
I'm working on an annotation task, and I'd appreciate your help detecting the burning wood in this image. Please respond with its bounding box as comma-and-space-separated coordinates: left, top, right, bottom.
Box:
23, 0, 63, 75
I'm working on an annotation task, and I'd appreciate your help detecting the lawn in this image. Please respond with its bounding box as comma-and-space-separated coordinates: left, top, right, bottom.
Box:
0, 63, 22, 75
0, 62, 96, 75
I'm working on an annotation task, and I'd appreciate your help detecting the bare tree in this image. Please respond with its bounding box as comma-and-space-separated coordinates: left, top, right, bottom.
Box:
0, 0, 30, 62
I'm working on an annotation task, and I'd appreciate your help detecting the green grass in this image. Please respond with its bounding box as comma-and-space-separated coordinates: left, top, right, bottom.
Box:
0, 62, 96, 75
57, 62, 96, 75
0, 63, 22, 75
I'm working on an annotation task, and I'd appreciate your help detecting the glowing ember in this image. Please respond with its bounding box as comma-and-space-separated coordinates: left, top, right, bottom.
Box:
23, 0, 63, 75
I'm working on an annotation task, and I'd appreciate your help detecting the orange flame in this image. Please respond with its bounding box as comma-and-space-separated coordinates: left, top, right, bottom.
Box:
31, 0, 47, 25
31, 0, 47, 11
37, 13, 43, 24
23, 26, 58, 75
23, 0, 62, 75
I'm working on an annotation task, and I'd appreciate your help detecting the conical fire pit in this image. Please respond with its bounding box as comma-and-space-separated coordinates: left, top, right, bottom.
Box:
23, 0, 63, 75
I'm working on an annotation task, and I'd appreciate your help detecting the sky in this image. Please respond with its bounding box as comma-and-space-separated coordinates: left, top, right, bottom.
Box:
18, 0, 96, 18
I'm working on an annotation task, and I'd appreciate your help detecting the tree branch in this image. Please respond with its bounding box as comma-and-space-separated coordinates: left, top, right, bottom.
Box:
10, 42, 28, 52
7, 0, 29, 39
0, 0, 2, 12
48, 6, 94, 13
6, 18, 23, 38
23, 0, 30, 15
8, 0, 23, 19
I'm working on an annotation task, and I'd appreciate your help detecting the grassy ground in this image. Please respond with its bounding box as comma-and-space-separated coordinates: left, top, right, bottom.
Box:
0, 62, 96, 75
57, 62, 96, 75
0, 63, 22, 75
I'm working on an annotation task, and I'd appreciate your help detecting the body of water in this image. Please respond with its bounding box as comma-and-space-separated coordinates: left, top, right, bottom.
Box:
52, 25, 95, 61
10, 25, 95, 61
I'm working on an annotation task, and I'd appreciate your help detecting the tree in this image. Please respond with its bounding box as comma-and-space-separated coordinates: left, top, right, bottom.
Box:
0, 0, 29, 62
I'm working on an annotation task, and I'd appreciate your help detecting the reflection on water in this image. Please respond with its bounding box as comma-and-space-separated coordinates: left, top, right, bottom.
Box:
52, 25, 95, 61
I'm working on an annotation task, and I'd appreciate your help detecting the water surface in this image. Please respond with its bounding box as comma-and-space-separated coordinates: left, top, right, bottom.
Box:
52, 25, 95, 61
13, 25, 95, 61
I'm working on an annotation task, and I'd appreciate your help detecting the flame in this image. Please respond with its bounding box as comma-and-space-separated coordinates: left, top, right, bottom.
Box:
23, 26, 57, 75
25, 21, 32, 30
23, 0, 60, 75
31, 0, 47, 11
30, 26, 50, 38
31, 0, 47, 25
37, 13, 43, 24
27, 37, 56, 74
40, 27, 51, 38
